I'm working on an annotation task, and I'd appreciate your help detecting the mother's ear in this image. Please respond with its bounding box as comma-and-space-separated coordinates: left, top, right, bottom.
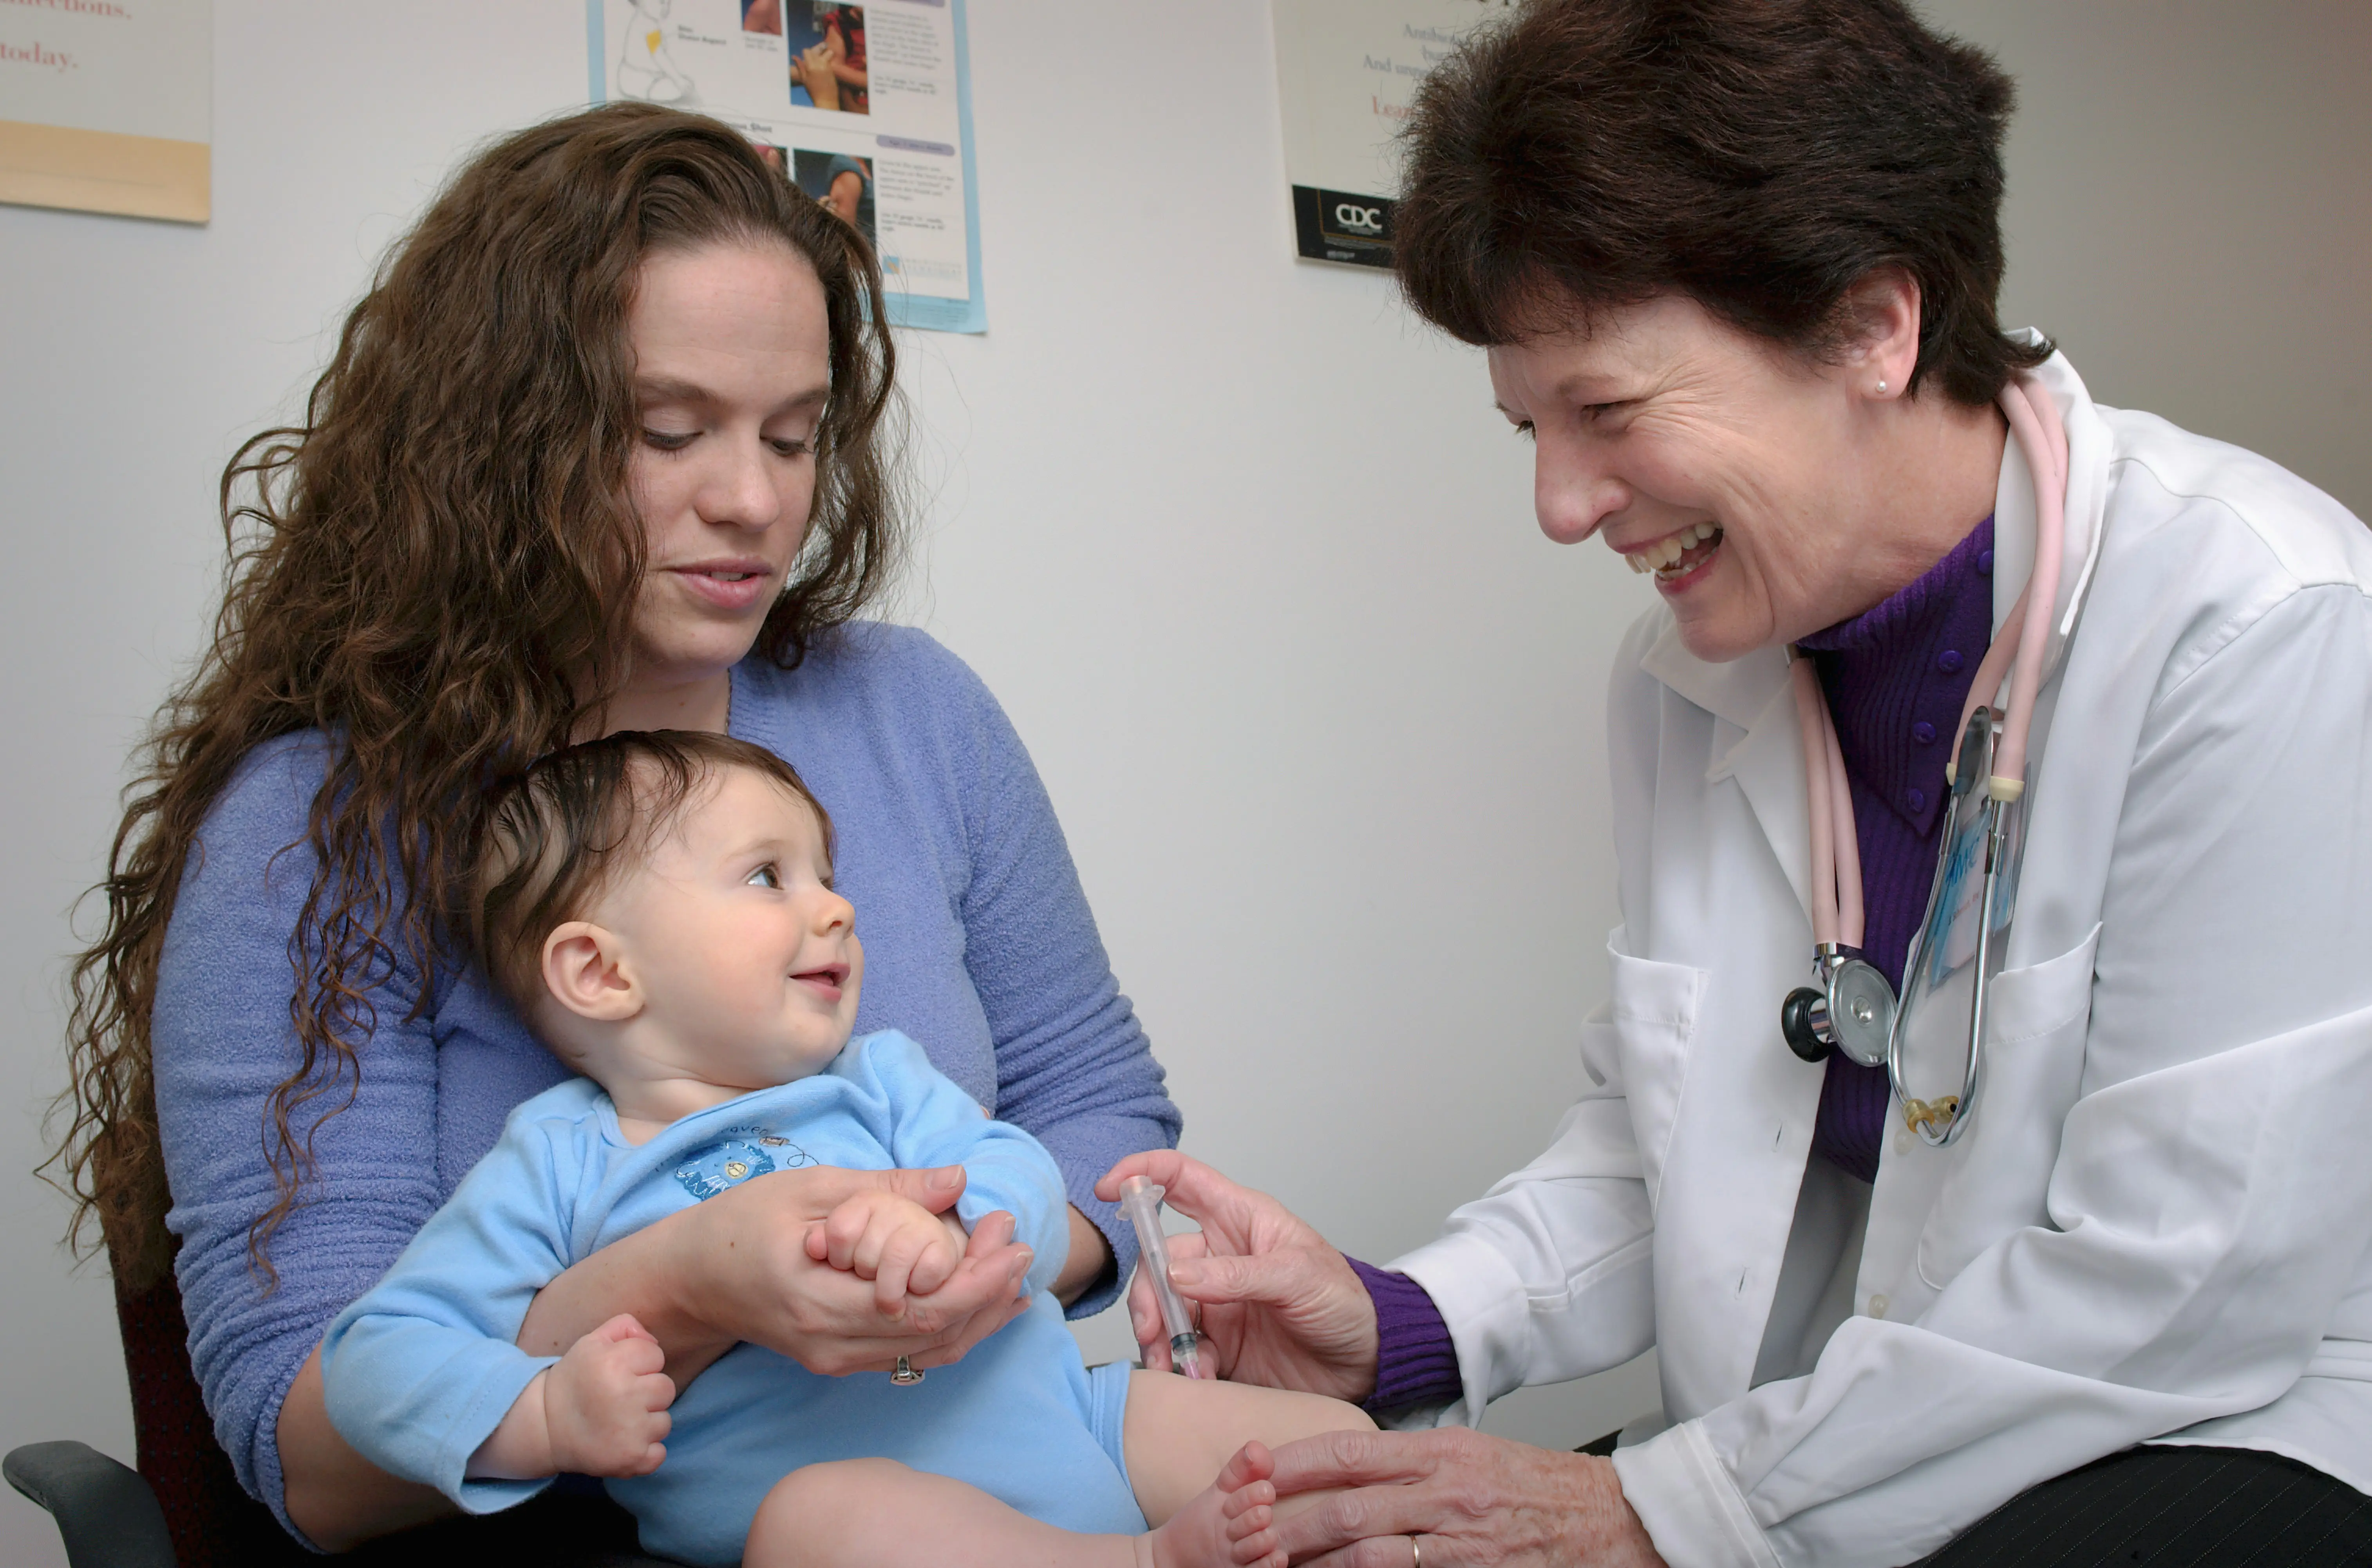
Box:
542, 920, 643, 1022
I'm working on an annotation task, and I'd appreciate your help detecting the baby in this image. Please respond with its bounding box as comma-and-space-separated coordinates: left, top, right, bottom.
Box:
320, 730, 1371, 1568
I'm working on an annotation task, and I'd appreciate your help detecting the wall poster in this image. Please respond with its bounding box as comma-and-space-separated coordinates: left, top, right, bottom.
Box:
589, 0, 984, 333
1271, 0, 1509, 270
0, 0, 211, 224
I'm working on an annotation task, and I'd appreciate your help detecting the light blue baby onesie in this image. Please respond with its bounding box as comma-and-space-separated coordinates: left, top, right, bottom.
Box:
322, 1031, 1144, 1566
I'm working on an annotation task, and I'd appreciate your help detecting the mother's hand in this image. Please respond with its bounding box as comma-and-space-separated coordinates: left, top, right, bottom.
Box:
1268, 1427, 1666, 1568
1096, 1151, 1378, 1402
519, 1163, 1032, 1386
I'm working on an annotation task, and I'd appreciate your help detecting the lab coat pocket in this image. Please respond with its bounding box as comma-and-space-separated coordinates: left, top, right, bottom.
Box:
1916, 923, 2102, 1291
1580, 928, 1708, 1215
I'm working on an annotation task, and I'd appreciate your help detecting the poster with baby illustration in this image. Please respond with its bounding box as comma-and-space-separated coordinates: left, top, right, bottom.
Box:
589, 0, 983, 332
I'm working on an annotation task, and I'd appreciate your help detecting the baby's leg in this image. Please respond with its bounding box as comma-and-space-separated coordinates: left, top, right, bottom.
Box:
1123, 1369, 1376, 1526
743, 1455, 1278, 1568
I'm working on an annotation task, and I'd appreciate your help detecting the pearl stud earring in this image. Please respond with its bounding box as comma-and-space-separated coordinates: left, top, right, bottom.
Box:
1876, 378, 1889, 396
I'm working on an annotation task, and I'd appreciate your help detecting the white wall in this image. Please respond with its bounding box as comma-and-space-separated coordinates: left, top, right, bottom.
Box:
3, 4, 2364, 1563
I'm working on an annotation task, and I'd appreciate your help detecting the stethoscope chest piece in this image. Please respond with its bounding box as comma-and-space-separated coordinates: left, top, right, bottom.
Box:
1781, 950, 1897, 1067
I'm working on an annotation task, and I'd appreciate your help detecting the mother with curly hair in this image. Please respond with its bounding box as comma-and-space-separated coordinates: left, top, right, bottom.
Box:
55, 103, 1176, 1557
1105, 2, 2372, 1564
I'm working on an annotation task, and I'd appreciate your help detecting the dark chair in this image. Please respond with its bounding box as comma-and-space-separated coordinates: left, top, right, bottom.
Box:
8, 1270, 670, 1567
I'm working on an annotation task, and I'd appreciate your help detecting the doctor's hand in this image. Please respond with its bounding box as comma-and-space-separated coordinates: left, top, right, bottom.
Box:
1266, 1428, 1667, 1568
1097, 1151, 1379, 1402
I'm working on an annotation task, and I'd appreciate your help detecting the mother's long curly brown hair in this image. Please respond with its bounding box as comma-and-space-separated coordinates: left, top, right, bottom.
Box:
51, 103, 904, 1292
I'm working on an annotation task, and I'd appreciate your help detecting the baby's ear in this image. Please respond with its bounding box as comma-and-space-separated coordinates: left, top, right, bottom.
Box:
542, 921, 642, 1022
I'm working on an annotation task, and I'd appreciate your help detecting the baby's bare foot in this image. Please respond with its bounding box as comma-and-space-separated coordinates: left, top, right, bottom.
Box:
1140, 1441, 1284, 1568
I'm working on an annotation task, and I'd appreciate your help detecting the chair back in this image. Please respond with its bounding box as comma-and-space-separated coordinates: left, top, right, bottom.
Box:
114, 1272, 306, 1568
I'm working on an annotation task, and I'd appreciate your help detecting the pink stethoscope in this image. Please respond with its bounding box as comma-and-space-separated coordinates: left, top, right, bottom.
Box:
1776, 376, 2070, 1147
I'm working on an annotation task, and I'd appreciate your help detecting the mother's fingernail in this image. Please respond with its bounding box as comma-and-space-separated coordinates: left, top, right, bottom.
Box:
1010, 1250, 1032, 1281
929, 1166, 962, 1193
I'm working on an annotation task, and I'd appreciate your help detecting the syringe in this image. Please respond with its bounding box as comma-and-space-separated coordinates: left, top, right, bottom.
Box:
1117, 1174, 1208, 1379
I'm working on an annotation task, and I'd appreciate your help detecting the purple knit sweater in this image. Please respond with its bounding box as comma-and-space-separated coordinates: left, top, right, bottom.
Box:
1356, 520, 1995, 1413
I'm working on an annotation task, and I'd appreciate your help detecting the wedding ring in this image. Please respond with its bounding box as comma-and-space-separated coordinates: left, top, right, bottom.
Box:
1409, 1537, 1421, 1568
891, 1355, 924, 1386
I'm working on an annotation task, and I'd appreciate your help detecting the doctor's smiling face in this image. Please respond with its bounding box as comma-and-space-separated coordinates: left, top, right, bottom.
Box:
1491, 290, 1957, 664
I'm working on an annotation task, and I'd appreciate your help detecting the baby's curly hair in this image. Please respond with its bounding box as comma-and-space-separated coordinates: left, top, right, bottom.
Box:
469, 730, 833, 1017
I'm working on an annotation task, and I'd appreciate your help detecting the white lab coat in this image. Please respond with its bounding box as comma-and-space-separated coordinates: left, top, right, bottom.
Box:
1388, 347, 2372, 1568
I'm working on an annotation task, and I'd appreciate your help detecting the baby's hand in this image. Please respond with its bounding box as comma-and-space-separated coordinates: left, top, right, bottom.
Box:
544, 1313, 674, 1478
805, 1190, 969, 1313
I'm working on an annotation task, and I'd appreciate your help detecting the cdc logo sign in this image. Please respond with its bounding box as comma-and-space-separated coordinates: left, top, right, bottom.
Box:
1294, 186, 1398, 269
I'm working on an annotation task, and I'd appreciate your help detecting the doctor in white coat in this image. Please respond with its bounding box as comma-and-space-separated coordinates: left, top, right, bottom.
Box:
1100, 1, 2372, 1564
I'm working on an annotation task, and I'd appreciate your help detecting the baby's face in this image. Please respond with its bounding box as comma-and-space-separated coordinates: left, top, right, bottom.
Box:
595, 766, 861, 1090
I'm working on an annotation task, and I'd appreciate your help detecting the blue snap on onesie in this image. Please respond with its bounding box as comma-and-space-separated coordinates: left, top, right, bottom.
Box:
322, 1032, 1144, 1566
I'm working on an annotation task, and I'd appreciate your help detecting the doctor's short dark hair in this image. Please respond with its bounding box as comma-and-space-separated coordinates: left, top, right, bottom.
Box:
468, 731, 834, 1016
1394, 0, 2050, 405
